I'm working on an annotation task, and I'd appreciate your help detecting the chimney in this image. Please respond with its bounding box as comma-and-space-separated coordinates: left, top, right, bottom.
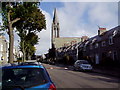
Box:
98, 27, 106, 35
81, 36, 88, 42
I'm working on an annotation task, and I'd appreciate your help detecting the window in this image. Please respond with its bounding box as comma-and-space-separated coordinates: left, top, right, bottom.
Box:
102, 41, 106, 47
2, 68, 48, 88
113, 30, 118, 37
90, 44, 93, 50
83, 46, 86, 51
0, 44, 3, 51
109, 36, 113, 45
57, 23, 59, 25
113, 51, 117, 61
95, 43, 99, 48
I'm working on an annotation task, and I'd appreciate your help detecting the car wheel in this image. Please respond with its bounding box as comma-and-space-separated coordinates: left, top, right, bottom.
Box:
73, 67, 76, 71
73, 67, 77, 71
79, 68, 83, 72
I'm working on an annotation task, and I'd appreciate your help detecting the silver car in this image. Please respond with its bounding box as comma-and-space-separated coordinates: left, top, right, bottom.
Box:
74, 60, 92, 71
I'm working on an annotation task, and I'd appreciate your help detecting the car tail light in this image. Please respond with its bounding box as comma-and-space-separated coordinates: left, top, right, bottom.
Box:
49, 84, 56, 90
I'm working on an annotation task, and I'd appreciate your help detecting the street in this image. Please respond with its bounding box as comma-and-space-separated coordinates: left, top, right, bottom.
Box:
43, 63, 119, 88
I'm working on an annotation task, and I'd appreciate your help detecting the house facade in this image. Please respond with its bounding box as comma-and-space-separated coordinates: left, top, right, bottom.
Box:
81, 26, 120, 65
57, 25, 120, 65
50, 8, 88, 62
0, 35, 8, 63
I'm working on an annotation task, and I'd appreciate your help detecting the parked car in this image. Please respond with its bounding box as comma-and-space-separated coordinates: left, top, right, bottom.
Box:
1, 61, 56, 90
74, 60, 92, 71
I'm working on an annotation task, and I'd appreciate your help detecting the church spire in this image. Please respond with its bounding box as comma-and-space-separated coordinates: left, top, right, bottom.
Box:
53, 8, 58, 24
51, 8, 60, 48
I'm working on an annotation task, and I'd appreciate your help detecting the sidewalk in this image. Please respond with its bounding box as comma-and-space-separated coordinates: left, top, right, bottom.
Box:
56, 64, 120, 78
92, 66, 120, 78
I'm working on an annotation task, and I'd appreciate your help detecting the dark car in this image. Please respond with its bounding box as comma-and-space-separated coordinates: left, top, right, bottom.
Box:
1, 61, 56, 90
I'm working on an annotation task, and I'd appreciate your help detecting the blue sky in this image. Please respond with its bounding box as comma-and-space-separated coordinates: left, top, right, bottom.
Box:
1, 1, 119, 55
40, 2, 64, 16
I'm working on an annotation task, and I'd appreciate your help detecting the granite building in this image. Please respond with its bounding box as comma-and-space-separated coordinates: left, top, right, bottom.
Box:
80, 26, 120, 65
0, 35, 8, 63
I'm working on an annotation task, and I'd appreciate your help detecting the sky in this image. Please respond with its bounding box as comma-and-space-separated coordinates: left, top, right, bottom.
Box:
35, 1, 118, 55
1, 0, 119, 55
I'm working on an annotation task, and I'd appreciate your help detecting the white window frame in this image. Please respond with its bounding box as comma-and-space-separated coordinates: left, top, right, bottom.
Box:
109, 36, 113, 45
0, 44, 3, 51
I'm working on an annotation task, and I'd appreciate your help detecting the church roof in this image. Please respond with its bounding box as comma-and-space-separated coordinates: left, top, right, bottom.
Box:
53, 8, 59, 24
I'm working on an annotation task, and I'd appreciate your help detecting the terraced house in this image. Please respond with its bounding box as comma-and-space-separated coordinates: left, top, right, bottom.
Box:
81, 26, 120, 65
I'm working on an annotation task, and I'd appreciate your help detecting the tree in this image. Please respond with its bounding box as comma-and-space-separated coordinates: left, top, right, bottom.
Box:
1, 2, 46, 63
2, 2, 21, 63
15, 2, 46, 61
18, 32, 39, 61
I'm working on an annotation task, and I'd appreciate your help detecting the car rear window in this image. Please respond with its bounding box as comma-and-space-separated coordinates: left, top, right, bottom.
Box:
80, 60, 89, 64
2, 68, 49, 88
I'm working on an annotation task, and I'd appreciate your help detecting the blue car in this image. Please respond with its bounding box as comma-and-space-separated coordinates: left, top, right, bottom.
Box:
1, 61, 56, 90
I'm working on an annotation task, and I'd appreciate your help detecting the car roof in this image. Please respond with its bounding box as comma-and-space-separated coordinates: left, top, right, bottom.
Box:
1, 61, 44, 69
76, 60, 88, 62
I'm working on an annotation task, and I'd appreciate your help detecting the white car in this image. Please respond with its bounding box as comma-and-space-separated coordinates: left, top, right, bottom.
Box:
74, 60, 92, 71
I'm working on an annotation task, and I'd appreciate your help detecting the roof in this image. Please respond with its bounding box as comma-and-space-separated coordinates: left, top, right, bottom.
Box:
1, 61, 44, 69
89, 26, 120, 43
53, 8, 59, 24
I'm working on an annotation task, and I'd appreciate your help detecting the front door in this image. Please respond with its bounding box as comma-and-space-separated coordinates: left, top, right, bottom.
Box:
95, 54, 99, 64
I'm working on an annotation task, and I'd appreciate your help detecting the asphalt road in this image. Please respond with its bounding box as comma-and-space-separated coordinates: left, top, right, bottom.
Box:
43, 63, 120, 88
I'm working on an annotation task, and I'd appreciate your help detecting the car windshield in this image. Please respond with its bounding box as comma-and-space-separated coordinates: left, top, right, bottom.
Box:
80, 60, 89, 64
1, 68, 48, 88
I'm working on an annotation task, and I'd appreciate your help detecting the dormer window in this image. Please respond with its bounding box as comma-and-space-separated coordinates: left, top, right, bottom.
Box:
109, 36, 113, 45
113, 30, 117, 37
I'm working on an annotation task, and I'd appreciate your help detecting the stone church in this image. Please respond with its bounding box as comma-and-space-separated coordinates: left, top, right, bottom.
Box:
51, 8, 88, 49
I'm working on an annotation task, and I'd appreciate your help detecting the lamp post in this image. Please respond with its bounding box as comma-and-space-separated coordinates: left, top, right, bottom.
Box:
76, 38, 79, 60
76, 43, 78, 60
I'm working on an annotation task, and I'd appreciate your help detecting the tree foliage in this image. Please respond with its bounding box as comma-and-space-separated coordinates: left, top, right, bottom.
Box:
18, 32, 39, 60
15, 2, 46, 60
1, 2, 46, 63
13, 2, 46, 32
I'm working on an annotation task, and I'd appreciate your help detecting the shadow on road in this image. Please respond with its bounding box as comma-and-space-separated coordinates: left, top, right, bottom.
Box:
44, 63, 120, 84
70, 70, 120, 83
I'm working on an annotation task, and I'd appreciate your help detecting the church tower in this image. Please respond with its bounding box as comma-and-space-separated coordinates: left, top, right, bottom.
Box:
51, 8, 60, 48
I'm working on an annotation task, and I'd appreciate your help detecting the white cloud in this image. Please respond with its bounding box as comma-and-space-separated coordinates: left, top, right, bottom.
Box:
35, 10, 52, 55
42, 0, 119, 2
36, 2, 118, 55
5, 2, 118, 55
88, 3, 118, 28
57, 2, 118, 38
